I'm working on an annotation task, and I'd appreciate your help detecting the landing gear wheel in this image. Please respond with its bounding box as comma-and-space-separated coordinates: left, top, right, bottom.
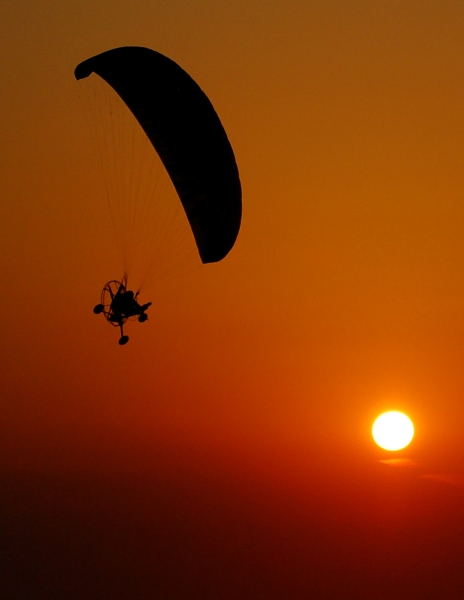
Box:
138, 313, 148, 323
93, 304, 104, 314
119, 335, 129, 346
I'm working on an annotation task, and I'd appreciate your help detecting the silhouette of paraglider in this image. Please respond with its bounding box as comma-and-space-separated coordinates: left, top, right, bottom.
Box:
75, 46, 242, 344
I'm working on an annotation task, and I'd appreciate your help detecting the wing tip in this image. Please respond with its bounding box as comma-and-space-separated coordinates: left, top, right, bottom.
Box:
74, 59, 93, 80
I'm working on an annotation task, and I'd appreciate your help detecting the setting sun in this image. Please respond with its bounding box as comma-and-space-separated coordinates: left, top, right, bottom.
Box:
372, 411, 414, 451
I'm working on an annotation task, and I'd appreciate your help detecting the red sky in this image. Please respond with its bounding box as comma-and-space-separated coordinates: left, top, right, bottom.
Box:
2, 1, 464, 598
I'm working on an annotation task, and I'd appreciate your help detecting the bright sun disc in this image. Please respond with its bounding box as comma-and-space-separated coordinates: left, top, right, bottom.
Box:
372, 411, 414, 451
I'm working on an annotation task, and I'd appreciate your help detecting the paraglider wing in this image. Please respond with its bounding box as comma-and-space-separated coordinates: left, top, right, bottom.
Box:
75, 46, 241, 263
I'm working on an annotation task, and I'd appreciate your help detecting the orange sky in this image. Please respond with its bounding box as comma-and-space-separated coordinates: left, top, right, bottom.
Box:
2, 1, 464, 597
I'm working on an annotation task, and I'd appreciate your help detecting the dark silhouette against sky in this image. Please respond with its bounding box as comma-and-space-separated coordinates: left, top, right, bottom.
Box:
2, 1, 464, 598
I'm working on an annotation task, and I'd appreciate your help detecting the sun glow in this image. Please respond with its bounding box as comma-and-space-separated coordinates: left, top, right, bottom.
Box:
372, 411, 414, 451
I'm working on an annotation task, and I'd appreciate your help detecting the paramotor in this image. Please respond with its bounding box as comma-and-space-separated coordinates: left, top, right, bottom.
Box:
75, 46, 242, 344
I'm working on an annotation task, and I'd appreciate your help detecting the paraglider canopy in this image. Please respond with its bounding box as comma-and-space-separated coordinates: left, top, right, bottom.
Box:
75, 46, 241, 264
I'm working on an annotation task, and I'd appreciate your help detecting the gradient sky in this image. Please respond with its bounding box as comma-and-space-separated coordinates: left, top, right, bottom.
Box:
2, 1, 464, 598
